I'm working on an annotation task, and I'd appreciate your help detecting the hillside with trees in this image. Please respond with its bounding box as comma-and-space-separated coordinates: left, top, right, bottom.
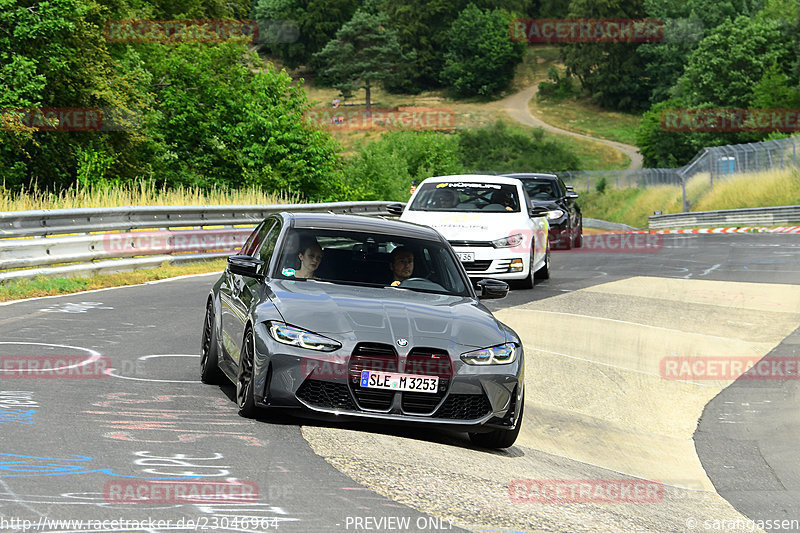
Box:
1, 0, 798, 201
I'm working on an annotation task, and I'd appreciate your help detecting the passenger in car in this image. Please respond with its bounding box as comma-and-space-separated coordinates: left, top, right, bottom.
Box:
295, 236, 323, 279
389, 247, 414, 286
489, 190, 516, 211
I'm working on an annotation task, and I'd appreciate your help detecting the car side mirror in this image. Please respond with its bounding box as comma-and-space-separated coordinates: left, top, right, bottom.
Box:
476, 278, 509, 299
529, 206, 549, 217
566, 192, 579, 199
227, 255, 265, 280
386, 203, 406, 216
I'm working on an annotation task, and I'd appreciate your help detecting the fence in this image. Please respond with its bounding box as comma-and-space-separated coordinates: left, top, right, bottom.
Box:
528, 136, 800, 212
0, 202, 394, 282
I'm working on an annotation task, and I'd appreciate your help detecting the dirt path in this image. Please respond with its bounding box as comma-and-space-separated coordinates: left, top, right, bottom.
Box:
498, 84, 643, 170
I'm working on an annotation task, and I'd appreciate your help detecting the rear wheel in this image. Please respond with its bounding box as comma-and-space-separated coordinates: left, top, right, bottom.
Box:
469, 394, 524, 449
200, 299, 224, 384
237, 328, 258, 418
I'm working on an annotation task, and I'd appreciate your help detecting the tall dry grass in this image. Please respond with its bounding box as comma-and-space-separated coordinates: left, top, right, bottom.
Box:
0, 181, 300, 212
579, 168, 799, 227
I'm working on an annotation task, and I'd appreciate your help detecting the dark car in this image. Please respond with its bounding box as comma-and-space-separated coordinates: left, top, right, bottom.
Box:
200, 212, 525, 448
503, 173, 582, 249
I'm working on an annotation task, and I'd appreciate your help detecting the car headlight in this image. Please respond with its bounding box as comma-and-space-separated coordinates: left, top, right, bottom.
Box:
546, 209, 565, 220
492, 234, 524, 248
266, 322, 341, 352
460, 343, 517, 365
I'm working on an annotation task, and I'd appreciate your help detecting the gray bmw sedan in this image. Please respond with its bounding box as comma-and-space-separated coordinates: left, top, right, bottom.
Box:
201, 212, 525, 448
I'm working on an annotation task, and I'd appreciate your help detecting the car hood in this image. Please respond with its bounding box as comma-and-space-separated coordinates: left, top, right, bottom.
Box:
264, 280, 508, 349
532, 200, 561, 209
400, 211, 526, 242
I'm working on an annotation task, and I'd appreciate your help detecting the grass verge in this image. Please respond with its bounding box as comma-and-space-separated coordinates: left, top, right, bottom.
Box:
0, 259, 226, 303
0, 181, 296, 211
579, 169, 799, 228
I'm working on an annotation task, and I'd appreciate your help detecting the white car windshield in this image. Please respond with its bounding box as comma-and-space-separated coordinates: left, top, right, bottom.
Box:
408, 181, 521, 212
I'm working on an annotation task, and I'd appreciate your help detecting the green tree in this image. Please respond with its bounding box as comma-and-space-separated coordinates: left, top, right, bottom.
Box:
253, 0, 360, 69
559, 0, 652, 111
314, 9, 408, 114
676, 16, 792, 108
142, 43, 343, 198
750, 62, 800, 109
0, 0, 150, 188
440, 4, 525, 97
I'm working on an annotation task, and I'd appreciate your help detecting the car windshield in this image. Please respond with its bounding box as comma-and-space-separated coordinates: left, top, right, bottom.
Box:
522, 179, 559, 200
408, 181, 520, 212
274, 228, 471, 297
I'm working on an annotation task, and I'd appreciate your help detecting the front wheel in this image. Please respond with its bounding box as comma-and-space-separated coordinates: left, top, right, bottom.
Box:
574, 219, 583, 248
469, 395, 524, 449
237, 328, 258, 418
200, 299, 224, 384
534, 245, 550, 281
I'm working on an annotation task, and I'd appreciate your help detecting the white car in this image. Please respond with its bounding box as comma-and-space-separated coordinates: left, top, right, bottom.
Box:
397, 175, 550, 289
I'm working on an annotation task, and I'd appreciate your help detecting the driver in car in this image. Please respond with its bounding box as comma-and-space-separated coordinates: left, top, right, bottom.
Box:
389, 247, 414, 286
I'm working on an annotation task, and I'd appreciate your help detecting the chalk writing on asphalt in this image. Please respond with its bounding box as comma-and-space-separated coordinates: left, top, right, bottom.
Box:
0, 391, 37, 425
0, 453, 202, 479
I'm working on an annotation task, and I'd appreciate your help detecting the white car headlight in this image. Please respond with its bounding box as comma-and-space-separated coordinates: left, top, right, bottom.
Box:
267, 322, 341, 352
546, 209, 565, 220
491, 234, 524, 248
460, 343, 517, 365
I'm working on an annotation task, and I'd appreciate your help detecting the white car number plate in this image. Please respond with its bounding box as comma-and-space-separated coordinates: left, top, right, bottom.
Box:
360, 371, 438, 394
456, 252, 475, 262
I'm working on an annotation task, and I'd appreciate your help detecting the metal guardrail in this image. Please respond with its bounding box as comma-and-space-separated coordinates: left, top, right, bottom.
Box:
583, 218, 640, 231
0, 202, 394, 281
648, 205, 800, 230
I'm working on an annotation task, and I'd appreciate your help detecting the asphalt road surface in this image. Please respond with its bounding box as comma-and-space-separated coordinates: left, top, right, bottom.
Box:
1, 233, 799, 533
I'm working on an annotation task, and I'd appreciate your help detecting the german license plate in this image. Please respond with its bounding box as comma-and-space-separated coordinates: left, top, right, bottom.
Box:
456, 252, 475, 262
360, 371, 438, 393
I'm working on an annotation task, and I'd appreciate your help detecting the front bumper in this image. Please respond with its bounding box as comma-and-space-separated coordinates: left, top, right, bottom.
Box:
450, 243, 531, 280
251, 329, 523, 431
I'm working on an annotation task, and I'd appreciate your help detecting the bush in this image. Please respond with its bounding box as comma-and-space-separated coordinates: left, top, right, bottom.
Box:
457, 121, 581, 172
537, 67, 577, 101
344, 131, 464, 200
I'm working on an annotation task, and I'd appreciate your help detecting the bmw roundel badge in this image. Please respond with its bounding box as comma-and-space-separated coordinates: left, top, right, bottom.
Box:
396, 338, 408, 347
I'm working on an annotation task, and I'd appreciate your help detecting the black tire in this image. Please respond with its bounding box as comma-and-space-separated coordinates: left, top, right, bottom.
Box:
200, 299, 225, 385
534, 245, 550, 281
237, 328, 258, 418
515, 252, 535, 290
562, 228, 572, 250
469, 395, 524, 449
574, 219, 583, 248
